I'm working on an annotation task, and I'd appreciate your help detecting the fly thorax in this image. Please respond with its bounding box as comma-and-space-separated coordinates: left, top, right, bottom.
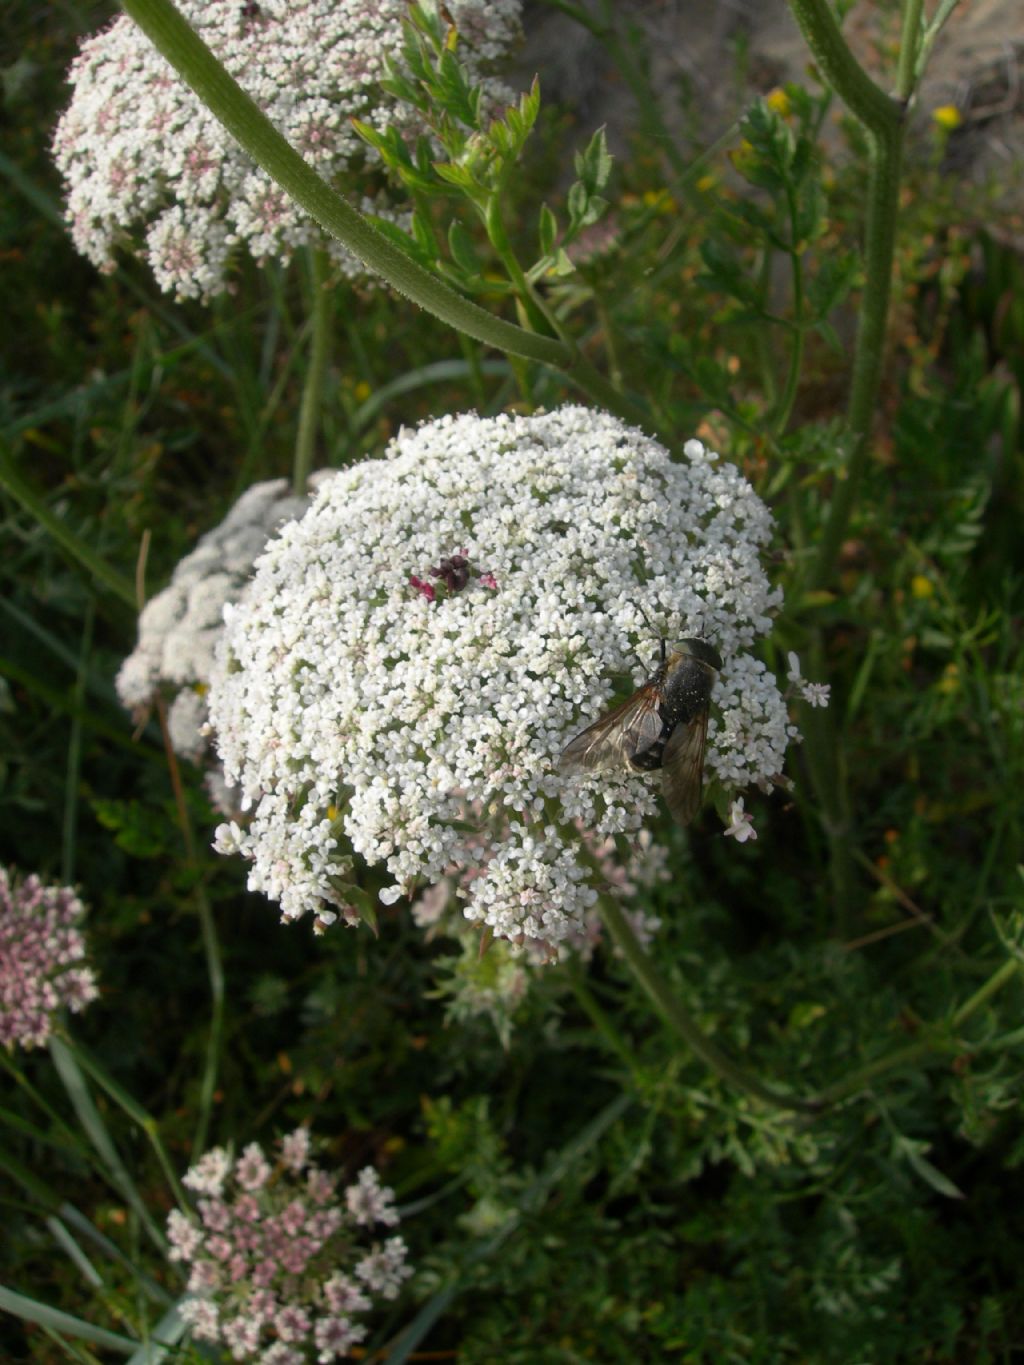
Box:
658, 653, 716, 727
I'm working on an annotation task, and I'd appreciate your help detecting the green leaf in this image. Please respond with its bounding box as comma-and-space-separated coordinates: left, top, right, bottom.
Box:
125, 1303, 190, 1365
807, 253, 860, 319
893, 1135, 965, 1200
91, 798, 171, 859
698, 239, 758, 307
788, 1001, 828, 1030
574, 126, 613, 195
538, 203, 558, 257
794, 176, 827, 245
368, 217, 436, 272
813, 318, 844, 353
345, 884, 380, 936
448, 220, 482, 276
550, 247, 576, 277
434, 161, 479, 192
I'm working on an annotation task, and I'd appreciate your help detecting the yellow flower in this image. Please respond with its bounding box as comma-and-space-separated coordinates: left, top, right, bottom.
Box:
642, 189, 674, 213
353, 380, 372, 402
932, 104, 962, 131
910, 574, 935, 599
766, 88, 791, 116
937, 662, 959, 695
696, 173, 717, 193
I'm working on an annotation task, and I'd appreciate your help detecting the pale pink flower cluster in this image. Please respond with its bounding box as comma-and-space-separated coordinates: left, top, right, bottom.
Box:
53, 0, 522, 298
168, 1129, 411, 1363
0, 867, 99, 1051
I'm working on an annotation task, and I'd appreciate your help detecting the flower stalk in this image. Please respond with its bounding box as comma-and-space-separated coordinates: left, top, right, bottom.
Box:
119, 0, 565, 366
293, 248, 332, 494
784, 0, 908, 589
117, 0, 657, 432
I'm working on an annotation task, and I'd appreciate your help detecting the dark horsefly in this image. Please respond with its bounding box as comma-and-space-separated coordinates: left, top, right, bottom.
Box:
558, 636, 724, 827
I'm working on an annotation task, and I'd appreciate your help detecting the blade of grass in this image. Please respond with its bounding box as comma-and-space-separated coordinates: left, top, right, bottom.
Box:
48, 1037, 168, 1252
0, 1285, 138, 1354
125, 1303, 190, 1365
57, 1205, 174, 1309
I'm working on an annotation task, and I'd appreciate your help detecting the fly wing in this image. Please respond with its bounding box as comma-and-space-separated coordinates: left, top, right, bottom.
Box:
661, 708, 709, 826
559, 686, 663, 774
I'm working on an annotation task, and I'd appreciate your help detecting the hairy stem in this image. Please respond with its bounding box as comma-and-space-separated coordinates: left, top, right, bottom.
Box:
120, 0, 664, 432
809, 118, 904, 589
784, 0, 908, 588
896, 0, 925, 101
121, 0, 566, 366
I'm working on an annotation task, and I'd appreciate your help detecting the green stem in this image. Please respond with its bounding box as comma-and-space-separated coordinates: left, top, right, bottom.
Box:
784, 0, 907, 589
753, 252, 780, 411
292, 248, 331, 494
597, 893, 820, 1114
782, 0, 910, 928
594, 296, 623, 391
485, 191, 558, 341
951, 956, 1022, 1030
895, 0, 925, 101
809, 119, 904, 588
457, 331, 488, 409
121, 0, 565, 367
785, 0, 898, 134
62, 603, 94, 883
120, 0, 660, 432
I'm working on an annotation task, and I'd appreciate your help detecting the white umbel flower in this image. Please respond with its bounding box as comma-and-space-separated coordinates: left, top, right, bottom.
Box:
52, 0, 522, 299
208, 407, 796, 950
117, 473, 335, 770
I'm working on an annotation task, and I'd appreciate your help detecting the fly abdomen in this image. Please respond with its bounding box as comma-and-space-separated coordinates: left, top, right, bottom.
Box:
626, 721, 673, 772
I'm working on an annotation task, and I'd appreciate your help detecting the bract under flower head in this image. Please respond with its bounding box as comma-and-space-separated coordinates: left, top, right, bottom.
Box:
52, 0, 522, 299
208, 406, 795, 950
0, 867, 99, 1050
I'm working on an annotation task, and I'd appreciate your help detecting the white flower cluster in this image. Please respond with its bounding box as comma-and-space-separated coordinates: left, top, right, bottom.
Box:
53, 0, 522, 298
117, 474, 334, 781
209, 407, 797, 952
